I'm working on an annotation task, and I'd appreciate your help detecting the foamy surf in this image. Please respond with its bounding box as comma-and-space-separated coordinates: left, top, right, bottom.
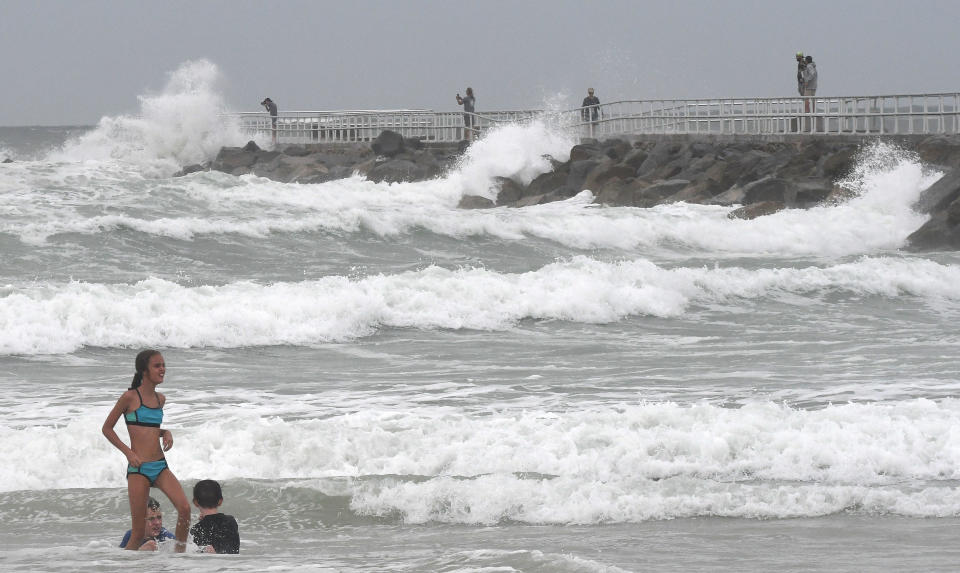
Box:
1, 256, 958, 355
44, 60, 247, 177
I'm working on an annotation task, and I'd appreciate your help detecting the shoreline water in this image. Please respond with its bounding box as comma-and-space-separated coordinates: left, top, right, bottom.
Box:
3, 115, 960, 571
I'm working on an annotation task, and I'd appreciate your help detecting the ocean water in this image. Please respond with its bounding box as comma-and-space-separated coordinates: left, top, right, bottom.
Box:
2, 61, 960, 572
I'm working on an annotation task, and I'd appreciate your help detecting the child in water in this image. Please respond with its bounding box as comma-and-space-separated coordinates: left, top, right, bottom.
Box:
190, 479, 240, 554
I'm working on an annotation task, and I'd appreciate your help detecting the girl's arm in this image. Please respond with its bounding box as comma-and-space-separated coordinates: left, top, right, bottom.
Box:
102, 392, 142, 467
160, 428, 174, 451
156, 392, 174, 451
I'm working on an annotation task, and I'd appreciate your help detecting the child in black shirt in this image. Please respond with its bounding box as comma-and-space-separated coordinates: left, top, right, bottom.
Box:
190, 479, 240, 554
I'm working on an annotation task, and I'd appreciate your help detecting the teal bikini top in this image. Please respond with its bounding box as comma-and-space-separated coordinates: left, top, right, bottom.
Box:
124, 388, 163, 427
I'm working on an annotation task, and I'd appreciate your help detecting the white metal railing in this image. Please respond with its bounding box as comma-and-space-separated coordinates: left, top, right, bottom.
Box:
233, 93, 960, 144
574, 93, 960, 138
235, 109, 539, 144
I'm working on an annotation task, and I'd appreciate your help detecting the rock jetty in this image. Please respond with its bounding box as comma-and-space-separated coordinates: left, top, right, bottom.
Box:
194, 130, 960, 251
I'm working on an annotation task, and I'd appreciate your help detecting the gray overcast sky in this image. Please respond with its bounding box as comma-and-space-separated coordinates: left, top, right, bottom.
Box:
2, 0, 959, 126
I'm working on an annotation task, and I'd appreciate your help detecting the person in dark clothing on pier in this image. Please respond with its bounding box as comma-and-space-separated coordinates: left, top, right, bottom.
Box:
456, 87, 476, 141
795, 52, 806, 96
261, 97, 278, 144
581, 88, 600, 122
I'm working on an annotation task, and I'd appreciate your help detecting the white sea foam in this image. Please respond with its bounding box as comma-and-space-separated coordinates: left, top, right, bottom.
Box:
2, 133, 937, 258
45, 60, 246, 177
0, 256, 957, 355
4, 399, 960, 522
448, 119, 577, 199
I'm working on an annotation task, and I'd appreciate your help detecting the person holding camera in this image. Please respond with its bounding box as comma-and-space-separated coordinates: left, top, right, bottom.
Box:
455, 87, 476, 141
260, 97, 278, 144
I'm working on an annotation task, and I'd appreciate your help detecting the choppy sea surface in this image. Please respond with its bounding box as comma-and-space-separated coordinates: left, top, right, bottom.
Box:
2, 60, 960, 572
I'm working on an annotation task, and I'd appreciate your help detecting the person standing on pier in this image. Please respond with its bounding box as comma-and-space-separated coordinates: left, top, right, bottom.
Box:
802, 55, 817, 118
456, 87, 476, 141
261, 97, 278, 145
802, 56, 817, 98
581, 87, 601, 137
795, 52, 806, 96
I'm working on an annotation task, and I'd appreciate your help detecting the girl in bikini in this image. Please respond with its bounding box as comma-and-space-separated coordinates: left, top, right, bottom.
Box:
102, 349, 190, 551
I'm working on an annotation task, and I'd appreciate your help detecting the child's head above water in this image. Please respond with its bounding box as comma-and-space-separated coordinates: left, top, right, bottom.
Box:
192, 479, 223, 509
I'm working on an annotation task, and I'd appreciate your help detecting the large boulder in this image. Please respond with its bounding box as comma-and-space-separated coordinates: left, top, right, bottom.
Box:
636, 142, 682, 177
595, 177, 644, 206
820, 147, 856, 180
709, 183, 748, 206
906, 208, 960, 250
514, 193, 552, 207
582, 162, 637, 192
794, 178, 834, 207
566, 159, 602, 193
633, 179, 690, 207
913, 168, 960, 214
458, 195, 495, 209
281, 145, 312, 157
742, 177, 797, 205
494, 177, 524, 205
371, 130, 405, 157
212, 146, 260, 173
366, 159, 423, 183
173, 163, 207, 177
622, 148, 649, 169
602, 138, 631, 161
728, 201, 786, 219
524, 169, 571, 197
569, 142, 603, 161
918, 135, 960, 169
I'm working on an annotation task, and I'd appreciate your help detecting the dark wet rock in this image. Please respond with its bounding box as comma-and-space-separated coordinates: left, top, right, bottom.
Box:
913, 168, 960, 214
582, 162, 636, 192
918, 135, 960, 169
709, 183, 747, 206
570, 142, 603, 161
367, 159, 424, 183
458, 195, 495, 209
602, 138, 631, 161
666, 180, 713, 205
907, 209, 960, 250
907, 168, 960, 250
636, 142, 682, 177
622, 149, 649, 169
494, 177, 524, 206
635, 179, 690, 207
820, 147, 856, 179
728, 201, 786, 219
208, 132, 960, 249
566, 159, 602, 193
742, 177, 796, 205
794, 178, 834, 207
514, 193, 549, 207
372, 130, 405, 157
173, 163, 207, 177
1, 158, 12, 163
821, 184, 858, 205
525, 169, 570, 198
212, 147, 261, 174
242, 140, 261, 152
282, 145, 312, 157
